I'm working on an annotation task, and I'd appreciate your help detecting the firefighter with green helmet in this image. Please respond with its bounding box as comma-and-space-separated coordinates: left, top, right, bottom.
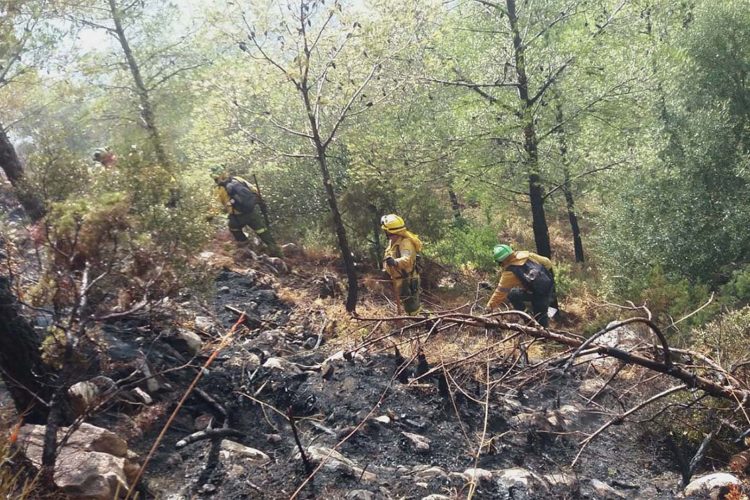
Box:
211, 166, 282, 257
486, 243, 555, 327
382, 214, 423, 315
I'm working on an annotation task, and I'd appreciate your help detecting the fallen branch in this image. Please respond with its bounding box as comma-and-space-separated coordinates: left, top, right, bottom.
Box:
175, 428, 246, 449
572, 384, 688, 466
124, 314, 247, 499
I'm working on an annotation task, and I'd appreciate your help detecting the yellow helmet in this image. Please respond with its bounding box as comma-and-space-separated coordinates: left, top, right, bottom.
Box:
381, 214, 406, 234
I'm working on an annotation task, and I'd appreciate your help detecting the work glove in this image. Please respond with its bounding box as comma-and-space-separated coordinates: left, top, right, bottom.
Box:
384, 256, 397, 268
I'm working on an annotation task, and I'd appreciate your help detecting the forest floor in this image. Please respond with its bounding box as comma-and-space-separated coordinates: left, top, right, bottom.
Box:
112, 244, 689, 499
0, 229, 737, 499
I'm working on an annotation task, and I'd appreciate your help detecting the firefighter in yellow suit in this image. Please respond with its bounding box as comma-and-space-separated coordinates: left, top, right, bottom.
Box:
381, 214, 423, 315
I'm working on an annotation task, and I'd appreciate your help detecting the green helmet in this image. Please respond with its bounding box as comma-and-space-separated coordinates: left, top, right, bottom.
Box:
493, 244, 513, 264
210, 165, 227, 179
93, 147, 110, 162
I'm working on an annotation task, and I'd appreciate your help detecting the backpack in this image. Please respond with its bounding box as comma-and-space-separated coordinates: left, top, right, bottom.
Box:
226, 178, 260, 213
506, 259, 553, 296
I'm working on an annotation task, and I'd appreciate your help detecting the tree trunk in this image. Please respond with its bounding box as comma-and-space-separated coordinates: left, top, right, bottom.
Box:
563, 183, 584, 262
448, 187, 463, 224
554, 95, 584, 262
0, 276, 50, 423
507, 0, 552, 258
369, 203, 383, 268
0, 124, 45, 221
108, 0, 170, 167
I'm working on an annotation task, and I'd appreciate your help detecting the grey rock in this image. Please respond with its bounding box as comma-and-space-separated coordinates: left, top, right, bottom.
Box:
17, 423, 137, 500
590, 479, 626, 499
684, 472, 740, 497
302, 445, 376, 482
401, 432, 431, 453
219, 440, 270, 463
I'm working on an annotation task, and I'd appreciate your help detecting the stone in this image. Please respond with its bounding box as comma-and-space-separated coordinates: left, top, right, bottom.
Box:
131, 387, 153, 405
194, 414, 213, 431
411, 465, 448, 482
590, 479, 626, 499
263, 256, 289, 274
543, 472, 579, 491
219, 440, 270, 463
421, 496, 452, 500
578, 378, 607, 399
684, 472, 741, 497
495, 467, 548, 493
373, 415, 391, 425
174, 329, 202, 355
265, 433, 283, 444
281, 243, 301, 256
138, 358, 163, 393
263, 357, 301, 374
257, 329, 287, 347
462, 468, 493, 483
346, 490, 374, 500
200, 483, 217, 493
194, 316, 215, 334
303, 445, 376, 482
68, 376, 116, 416
17, 423, 137, 500
401, 432, 431, 453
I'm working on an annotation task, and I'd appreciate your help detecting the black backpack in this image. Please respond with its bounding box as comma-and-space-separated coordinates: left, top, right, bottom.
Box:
506, 259, 553, 296
226, 178, 260, 213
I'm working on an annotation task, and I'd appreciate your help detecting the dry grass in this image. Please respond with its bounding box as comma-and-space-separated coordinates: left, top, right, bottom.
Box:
0, 423, 45, 499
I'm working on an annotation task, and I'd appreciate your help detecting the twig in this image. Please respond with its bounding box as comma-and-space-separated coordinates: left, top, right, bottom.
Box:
288, 408, 313, 476
175, 428, 245, 449
572, 384, 688, 467
124, 314, 247, 499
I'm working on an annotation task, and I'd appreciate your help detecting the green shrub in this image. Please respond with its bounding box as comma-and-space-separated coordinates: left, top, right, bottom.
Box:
429, 223, 497, 272
720, 264, 750, 307
692, 306, 750, 371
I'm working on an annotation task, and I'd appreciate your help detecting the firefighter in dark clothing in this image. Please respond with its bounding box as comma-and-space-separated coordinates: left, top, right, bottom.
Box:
211, 166, 281, 257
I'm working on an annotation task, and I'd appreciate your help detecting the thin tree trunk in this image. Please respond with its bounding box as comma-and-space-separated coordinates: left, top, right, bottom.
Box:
448, 188, 463, 223
563, 183, 584, 262
369, 203, 383, 268
554, 95, 584, 262
506, 0, 552, 258
0, 276, 50, 423
300, 88, 358, 312
108, 0, 169, 167
0, 124, 45, 220
315, 151, 358, 312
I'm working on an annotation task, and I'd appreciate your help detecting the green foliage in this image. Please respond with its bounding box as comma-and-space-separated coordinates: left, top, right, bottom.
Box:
693, 306, 750, 369
430, 223, 497, 272
551, 262, 580, 300
720, 264, 750, 308
606, 265, 715, 332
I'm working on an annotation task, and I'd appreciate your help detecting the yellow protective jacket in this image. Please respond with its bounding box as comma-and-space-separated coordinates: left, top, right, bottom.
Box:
486, 251, 553, 311
214, 176, 259, 215
383, 234, 419, 279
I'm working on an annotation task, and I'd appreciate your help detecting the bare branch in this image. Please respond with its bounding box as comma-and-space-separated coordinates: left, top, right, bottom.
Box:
322, 63, 380, 149
572, 384, 688, 466
529, 57, 574, 106
593, 0, 628, 37
543, 160, 625, 199
146, 62, 207, 90
267, 116, 314, 139
236, 124, 317, 159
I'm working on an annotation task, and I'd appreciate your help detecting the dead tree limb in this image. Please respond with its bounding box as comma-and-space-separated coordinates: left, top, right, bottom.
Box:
175, 428, 246, 449
572, 384, 688, 466
358, 313, 750, 404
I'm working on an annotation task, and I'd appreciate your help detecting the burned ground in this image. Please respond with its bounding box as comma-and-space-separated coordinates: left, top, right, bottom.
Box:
114, 265, 693, 500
